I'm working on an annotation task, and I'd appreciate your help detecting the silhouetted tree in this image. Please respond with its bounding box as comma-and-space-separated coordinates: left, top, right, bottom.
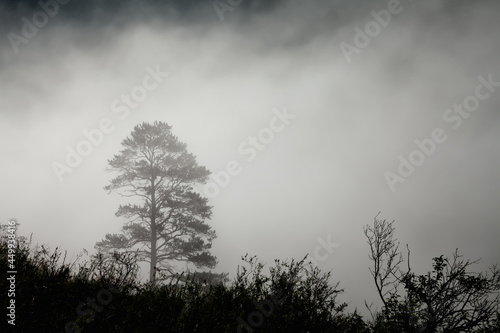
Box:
364, 213, 500, 333
363, 213, 404, 309
402, 251, 500, 333
96, 121, 216, 285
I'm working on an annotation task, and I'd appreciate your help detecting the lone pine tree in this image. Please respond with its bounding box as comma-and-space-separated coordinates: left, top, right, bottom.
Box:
96, 121, 217, 285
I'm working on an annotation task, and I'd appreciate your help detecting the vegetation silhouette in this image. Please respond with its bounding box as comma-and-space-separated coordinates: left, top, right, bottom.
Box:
2, 214, 499, 331
96, 121, 217, 286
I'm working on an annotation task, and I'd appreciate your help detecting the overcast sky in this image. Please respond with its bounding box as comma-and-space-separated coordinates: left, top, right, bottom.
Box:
1, 0, 499, 314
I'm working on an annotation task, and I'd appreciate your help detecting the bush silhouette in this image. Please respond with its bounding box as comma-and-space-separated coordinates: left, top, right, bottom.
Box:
1, 239, 368, 332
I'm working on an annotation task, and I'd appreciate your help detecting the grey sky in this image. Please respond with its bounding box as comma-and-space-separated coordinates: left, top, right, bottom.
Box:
1, 0, 499, 314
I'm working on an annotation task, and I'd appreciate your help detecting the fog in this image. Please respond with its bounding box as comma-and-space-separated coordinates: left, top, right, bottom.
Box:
1, 0, 499, 314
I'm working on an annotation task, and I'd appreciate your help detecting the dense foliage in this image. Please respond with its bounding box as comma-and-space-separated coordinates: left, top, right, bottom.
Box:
2, 215, 499, 332
96, 121, 216, 285
1, 239, 368, 332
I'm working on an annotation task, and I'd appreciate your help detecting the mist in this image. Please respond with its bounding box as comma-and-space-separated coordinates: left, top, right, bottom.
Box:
1, 0, 499, 315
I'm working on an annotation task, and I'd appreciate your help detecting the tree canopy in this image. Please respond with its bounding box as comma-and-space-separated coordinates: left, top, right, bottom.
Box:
364, 214, 500, 333
96, 121, 217, 284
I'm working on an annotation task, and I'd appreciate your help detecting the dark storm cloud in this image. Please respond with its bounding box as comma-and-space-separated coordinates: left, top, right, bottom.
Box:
2, 0, 493, 62
0, 0, 281, 29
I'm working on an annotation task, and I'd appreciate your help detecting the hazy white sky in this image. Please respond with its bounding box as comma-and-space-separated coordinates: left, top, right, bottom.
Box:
1, 0, 499, 314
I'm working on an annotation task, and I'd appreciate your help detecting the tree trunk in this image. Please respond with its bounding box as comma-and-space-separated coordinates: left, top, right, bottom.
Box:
149, 176, 157, 285
150, 227, 157, 285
